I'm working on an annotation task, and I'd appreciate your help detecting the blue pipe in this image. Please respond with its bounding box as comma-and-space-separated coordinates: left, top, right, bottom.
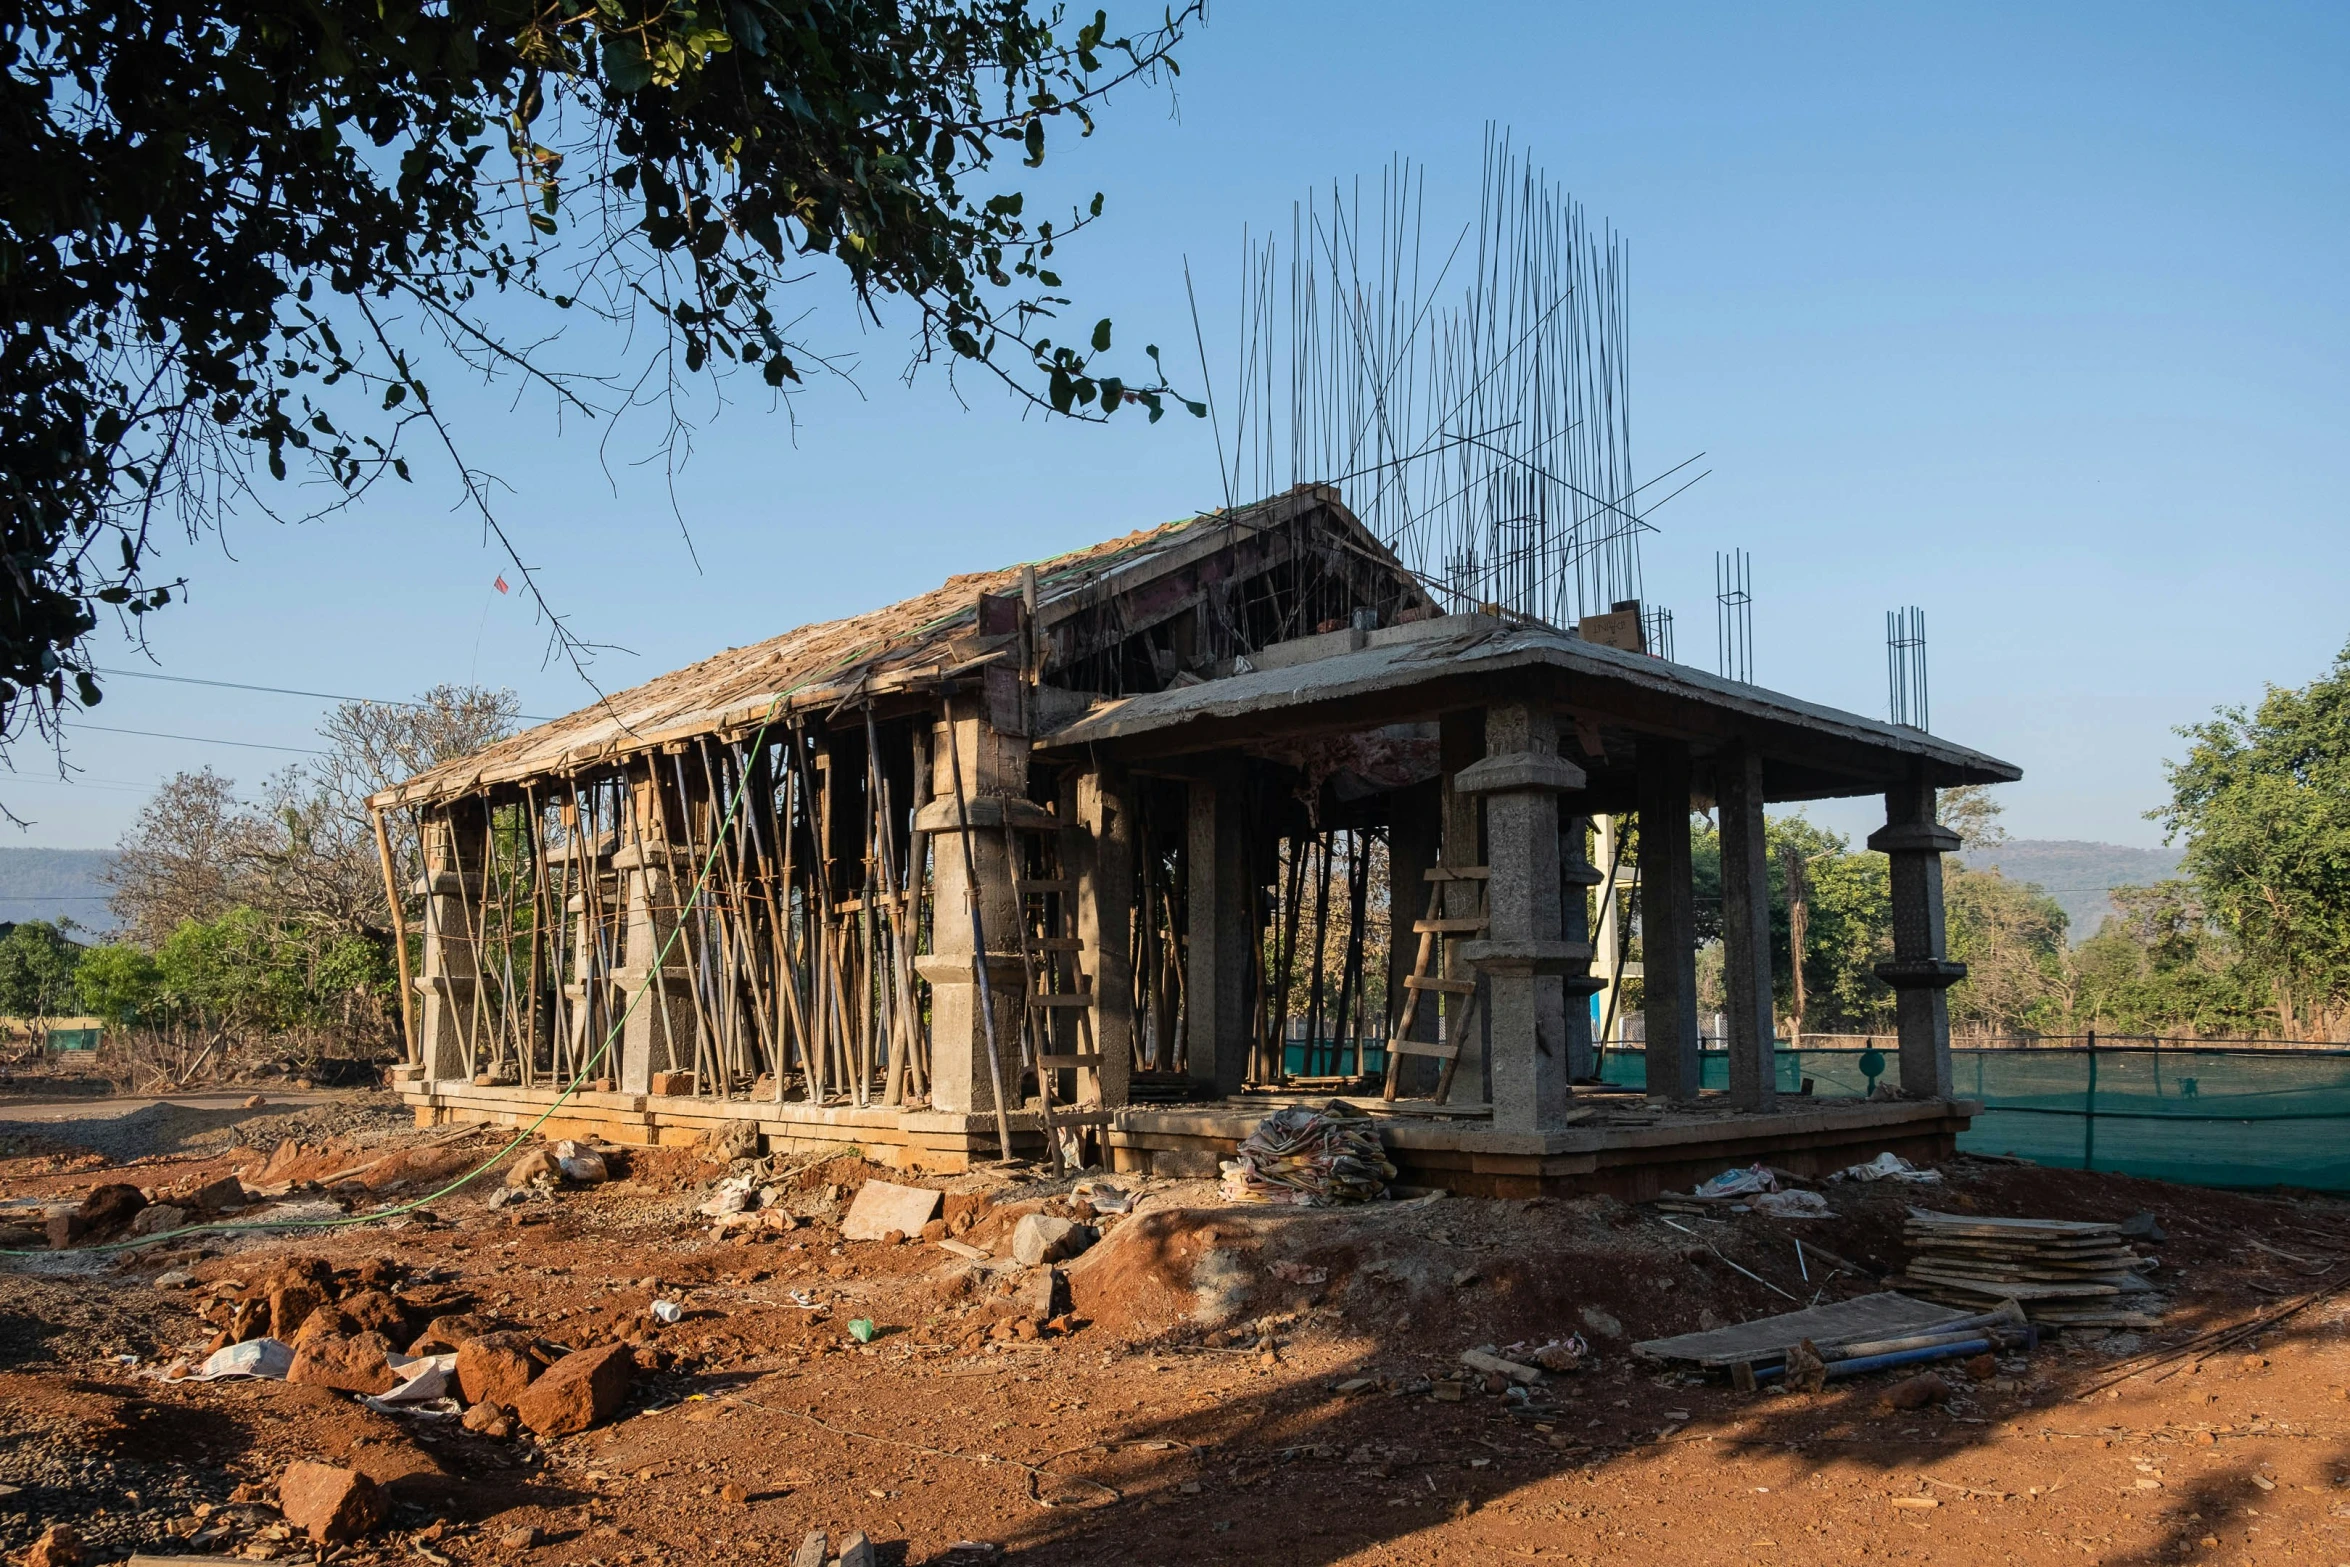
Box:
1752, 1336, 1997, 1384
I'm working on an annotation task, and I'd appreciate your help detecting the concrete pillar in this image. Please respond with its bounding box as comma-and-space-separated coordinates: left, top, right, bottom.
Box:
1869, 771, 1965, 1098
1439, 709, 1487, 1105
1456, 702, 1590, 1134
1636, 737, 1702, 1102
1186, 766, 1252, 1098
415, 799, 484, 1085
1559, 814, 1604, 1081
1385, 778, 1442, 1096
1072, 765, 1135, 1108
912, 708, 1028, 1116
611, 833, 697, 1095
1717, 744, 1777, 1111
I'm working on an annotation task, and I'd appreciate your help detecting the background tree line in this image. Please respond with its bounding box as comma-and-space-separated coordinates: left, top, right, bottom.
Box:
4, 687, 516, 1075
1689, 639, 2350, 1043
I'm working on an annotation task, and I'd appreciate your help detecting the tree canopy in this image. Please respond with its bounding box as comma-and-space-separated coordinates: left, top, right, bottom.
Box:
2157, 638, 2350, 1037
2, 0, 1200, 748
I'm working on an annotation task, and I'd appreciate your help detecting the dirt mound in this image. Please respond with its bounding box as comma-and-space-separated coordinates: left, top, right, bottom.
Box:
1067, 1191, 1804, 1353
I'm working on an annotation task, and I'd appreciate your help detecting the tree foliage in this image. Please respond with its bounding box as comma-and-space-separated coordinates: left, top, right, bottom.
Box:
0, 920, 86, 1020
96, 684, 516, 1045
2157, 639, 2350, 1037
75, 940, 160, 1025
1, 0, 1201, 746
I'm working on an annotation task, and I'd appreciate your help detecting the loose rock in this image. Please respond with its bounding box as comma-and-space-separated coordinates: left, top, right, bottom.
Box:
1015, 1266, 1071, 1325
76, 1183, 147, 1234
186, 1174, 249, 1212
130, 1203, 192, 1236
506, 1147, 562, 1188
269, 1280, 329, 1341
287, 1331, 400, 1395
1010, 1213, 1096, 1267
277, 1461, 387, 1544
461, 1400, 515, 1438
1880, 1372, 1951, 1412
23, 1524, 80, 1567
514, 1342, 634, 1436
457, 1331, 547, 1408
500, 1526, 543, 1550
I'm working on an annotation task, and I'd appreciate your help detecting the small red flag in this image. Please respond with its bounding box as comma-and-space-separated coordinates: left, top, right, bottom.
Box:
493, 575, 510, 594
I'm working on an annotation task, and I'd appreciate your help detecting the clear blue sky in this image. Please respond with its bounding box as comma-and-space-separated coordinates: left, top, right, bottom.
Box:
16, 1, 2347, 853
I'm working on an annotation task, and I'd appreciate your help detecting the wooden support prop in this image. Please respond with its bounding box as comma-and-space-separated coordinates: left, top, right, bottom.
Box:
372, 808, 417, 1065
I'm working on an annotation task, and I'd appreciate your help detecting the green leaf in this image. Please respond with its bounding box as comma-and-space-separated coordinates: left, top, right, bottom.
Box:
601, 35, 653, 93
1090, 319, 1111, 353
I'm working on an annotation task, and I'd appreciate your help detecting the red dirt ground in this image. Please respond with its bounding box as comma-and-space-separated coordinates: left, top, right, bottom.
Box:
7, 1094, 2350, 1567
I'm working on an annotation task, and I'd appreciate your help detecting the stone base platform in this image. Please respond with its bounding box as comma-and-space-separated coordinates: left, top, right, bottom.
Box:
1109, 1093, 1976, 1200
391, 1068, 1973, 1195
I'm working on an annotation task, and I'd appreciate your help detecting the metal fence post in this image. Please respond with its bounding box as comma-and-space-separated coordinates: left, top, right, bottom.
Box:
2083, 1027, 2098, 1173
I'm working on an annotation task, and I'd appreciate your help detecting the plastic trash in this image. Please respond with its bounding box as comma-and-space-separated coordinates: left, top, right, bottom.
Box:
196, 1338, 294, 1381
363, 1352, 457, 1409
1754, 1190, 1834, 1219
1693, 1163, 1779, 1200
847, 1318, 877, 1344
1080, 1185, 1132, 1215
650, 1299, 684, 1324
1218, 1102, 1396, 1206
697, 1173, 759, 1217
1830, 1151, 1943, 1184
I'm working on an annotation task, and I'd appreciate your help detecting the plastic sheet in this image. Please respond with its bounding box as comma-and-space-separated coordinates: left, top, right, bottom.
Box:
195, 1338, 293, 1380
1831, 1151, 1942, 1184
1692, 1163, 1778, 1199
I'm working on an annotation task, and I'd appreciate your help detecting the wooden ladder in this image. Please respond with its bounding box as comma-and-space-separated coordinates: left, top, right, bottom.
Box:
1003, 826, 1103, 1121
1380, 866, 1489, 1101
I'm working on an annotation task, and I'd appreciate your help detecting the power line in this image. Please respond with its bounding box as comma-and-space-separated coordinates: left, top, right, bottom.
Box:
92, 666, 555, 723
73, 723, 326, 756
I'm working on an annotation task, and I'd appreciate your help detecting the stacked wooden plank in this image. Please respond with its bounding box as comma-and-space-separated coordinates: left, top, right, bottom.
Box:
1891, 1209, 2161, 1328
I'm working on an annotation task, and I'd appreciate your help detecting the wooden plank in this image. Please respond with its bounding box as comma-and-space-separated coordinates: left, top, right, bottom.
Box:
1386, 1038, 1460, 1060
1016, 879, 1075, 895
1039, 1053, 1105, 1069
1905, 1210, 2120, 1238
1413, 918, 1491, 934
1900, 1269, 2119, 1300
1423, 866, 1492, 882
1029, 994, 1095, 1009
1633, 1292, 1973, 1367
1403, 975, 1477, 996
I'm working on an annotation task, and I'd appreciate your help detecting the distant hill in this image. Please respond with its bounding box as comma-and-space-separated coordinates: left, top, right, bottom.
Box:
0, 848, 118, 935
1961, 838, 2183, 941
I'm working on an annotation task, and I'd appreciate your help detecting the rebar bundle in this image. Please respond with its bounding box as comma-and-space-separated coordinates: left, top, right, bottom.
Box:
1219, 129, 1695, 625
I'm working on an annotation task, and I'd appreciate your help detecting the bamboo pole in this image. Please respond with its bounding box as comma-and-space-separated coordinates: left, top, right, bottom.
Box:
999, 815, 1064, 1176
372, 808, 417, 1065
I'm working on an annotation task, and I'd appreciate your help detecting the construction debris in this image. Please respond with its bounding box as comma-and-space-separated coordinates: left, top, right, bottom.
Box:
840, 1180, 942, 1242
1633, 1291, 2035, 1388
1218, 1103, 1395, 1206
1892, 1209, 2163, 1328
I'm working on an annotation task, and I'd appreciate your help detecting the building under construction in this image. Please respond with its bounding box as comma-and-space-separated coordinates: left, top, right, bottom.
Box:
372, 484, 2019, 1196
